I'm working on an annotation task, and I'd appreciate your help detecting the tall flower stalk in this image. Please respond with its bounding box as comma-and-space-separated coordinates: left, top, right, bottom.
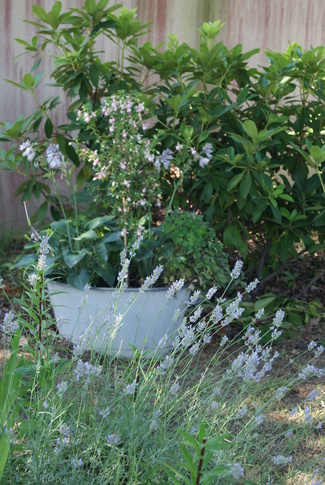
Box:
76, 91, 172, 251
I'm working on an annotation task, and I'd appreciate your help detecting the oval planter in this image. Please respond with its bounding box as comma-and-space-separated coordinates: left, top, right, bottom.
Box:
47, 281, 191, 358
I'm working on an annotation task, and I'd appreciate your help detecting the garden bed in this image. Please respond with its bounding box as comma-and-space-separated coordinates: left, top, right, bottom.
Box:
0, 241, 324, 483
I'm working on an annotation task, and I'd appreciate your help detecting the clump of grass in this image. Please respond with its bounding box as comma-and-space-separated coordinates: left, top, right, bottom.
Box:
0, 237, 324, 484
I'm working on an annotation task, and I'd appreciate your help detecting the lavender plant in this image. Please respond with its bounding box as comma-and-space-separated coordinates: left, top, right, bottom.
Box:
1, 251, 324, 484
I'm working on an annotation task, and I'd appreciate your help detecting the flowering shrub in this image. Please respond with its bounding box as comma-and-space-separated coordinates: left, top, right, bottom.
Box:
75, 91, 168, 241
14, 87, 231, 290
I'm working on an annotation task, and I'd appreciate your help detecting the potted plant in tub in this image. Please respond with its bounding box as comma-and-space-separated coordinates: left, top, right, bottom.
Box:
19, 91, 231, 357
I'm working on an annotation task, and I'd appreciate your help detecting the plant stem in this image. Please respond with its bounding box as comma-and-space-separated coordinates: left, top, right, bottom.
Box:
196, 438, 206, 485
51, 175, 72, 250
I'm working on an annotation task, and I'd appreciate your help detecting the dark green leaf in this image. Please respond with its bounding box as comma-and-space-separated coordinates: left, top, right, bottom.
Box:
44, 117, 53, 138
67, 270, 90, 290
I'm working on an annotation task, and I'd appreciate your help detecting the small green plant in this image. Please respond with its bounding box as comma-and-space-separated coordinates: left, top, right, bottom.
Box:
157, 211, 230, 290
165, 423, 233, 484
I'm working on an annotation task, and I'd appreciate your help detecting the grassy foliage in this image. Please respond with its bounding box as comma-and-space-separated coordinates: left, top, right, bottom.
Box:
0, 238, 324, 484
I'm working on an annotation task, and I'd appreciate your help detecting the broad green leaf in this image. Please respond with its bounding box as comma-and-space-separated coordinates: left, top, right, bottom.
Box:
94, 244, 108, 264
32, 5, 49, 23
51, 1, 62, 18
239, 171, 252, 199
88, 215, 115, 230
242, 120, 258, 139
96, 0, 110, 10
50, 220, 70, 235
201, 180, 213, 202
44, 117, 53, 138
84, 0, 97, 15
67, 269, 90, 290
93, 263, 116, 287
89, 64, 99, 87
178, 444, 197, 476
12, 254, 37, 268
22, 73, 36, 89
101, 232, 122, 244
198, 130, 211, 143
64, 249, 88, 268
254, 295, 277, 311
270, 203, 282, 223
74, 229, 98, 241
0, 434, 10, 481
34, 201, 48, 224
227, 172, 244, 192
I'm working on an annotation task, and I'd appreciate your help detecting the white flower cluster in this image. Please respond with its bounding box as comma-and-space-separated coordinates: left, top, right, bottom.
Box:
139, 265, 164, 293
46, 143, 66, 169
190, 143, 214, 168
20, 139, 36, 162
166, 279, 185, 299
230, 260, 243, 279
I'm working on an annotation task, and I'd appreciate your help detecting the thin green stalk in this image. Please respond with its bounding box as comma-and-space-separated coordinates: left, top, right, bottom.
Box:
51, 175, 72, 250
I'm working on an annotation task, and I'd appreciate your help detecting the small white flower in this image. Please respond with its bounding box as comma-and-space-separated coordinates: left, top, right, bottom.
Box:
275, 386, 287, 401
304, 405, 313, 423
166, 279, 185, 299
124, 380, 137, 395
314, 345, 324, 358
28, 273, 38, 287
245, 278, 259, 293
220, 335, 229, 346
198, 156, 210, 168
20, 139, 36, 162
149, 419, 159, 431
206, 286, 218, 300
308, 340, 317, 351
72, 457, 83, 468
236, 404, 248, 418
272, 309, 285, 328
255, 413, 265, 425
107, 433, 120, 445
99, 407, 110, 419
1, 311, 19, 334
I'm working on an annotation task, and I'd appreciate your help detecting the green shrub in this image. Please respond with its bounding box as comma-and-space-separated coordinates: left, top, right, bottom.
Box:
0, 0, 325, 278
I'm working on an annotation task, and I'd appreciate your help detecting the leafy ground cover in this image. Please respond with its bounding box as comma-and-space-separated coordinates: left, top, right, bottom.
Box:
0, 239, 324, 484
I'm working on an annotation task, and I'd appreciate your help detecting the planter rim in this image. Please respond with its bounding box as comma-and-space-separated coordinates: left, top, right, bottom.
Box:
47, 280, 190, 293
